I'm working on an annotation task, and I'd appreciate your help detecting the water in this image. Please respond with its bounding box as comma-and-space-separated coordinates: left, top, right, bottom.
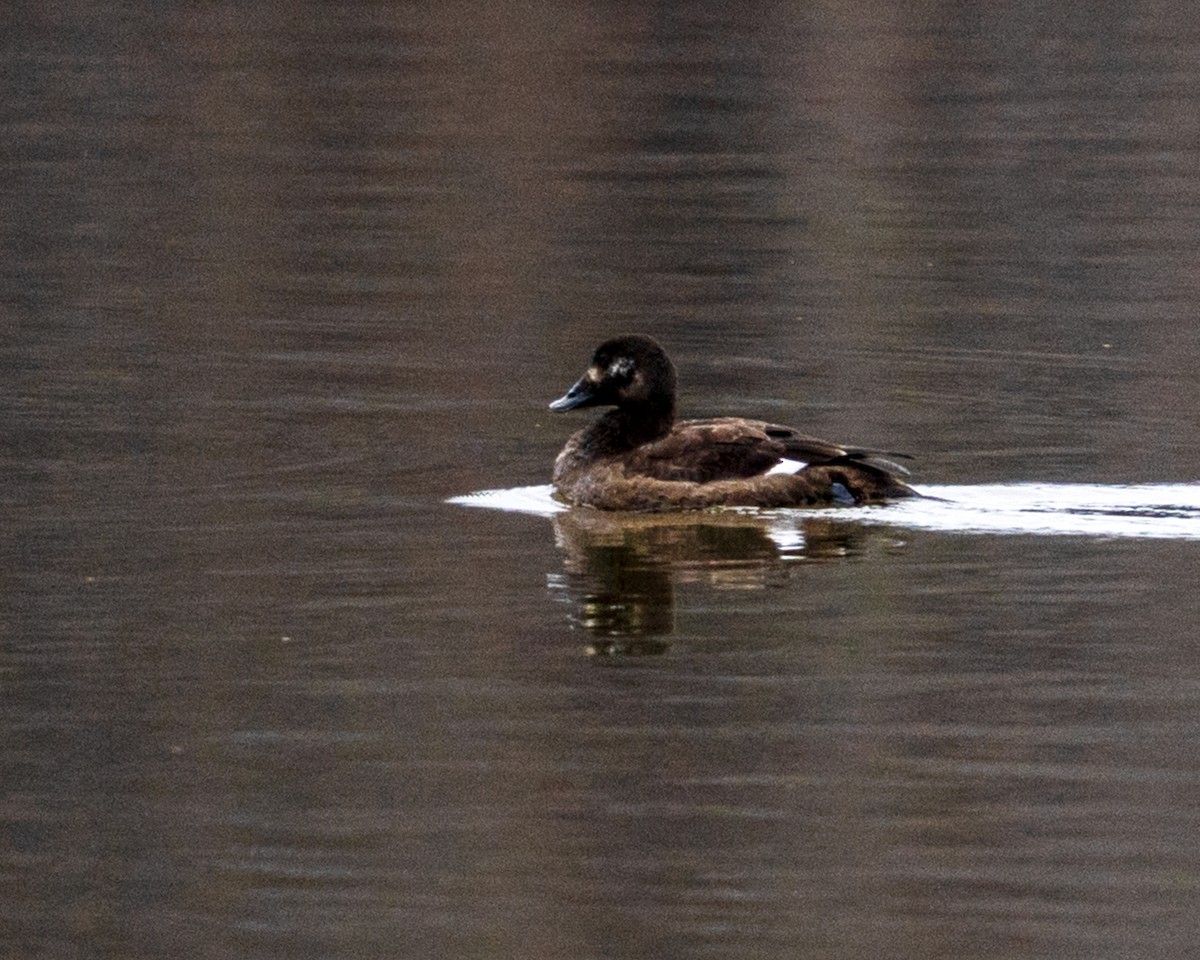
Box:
5, 2, 1200, 958
453, 482, 1200, 538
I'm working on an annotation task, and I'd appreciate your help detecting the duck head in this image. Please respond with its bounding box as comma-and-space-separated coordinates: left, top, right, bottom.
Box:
549, 334, 678, 413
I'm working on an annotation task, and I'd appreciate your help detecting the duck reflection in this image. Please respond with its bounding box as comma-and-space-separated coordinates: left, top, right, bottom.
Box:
549, 510, 880, 655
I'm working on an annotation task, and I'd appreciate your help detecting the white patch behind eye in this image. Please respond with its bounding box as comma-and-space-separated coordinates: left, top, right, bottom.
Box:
608, 357, 634, 378
765, 458, 806, 476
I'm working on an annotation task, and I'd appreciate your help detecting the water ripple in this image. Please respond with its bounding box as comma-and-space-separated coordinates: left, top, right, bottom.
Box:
449, 483, 1200, 540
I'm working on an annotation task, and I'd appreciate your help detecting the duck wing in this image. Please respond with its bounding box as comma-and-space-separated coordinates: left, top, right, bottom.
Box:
625, 417, 910, 484
754, 420, 913, 477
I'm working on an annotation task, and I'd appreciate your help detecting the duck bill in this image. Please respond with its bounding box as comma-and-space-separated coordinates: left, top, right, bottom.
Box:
548, 376, 599, 411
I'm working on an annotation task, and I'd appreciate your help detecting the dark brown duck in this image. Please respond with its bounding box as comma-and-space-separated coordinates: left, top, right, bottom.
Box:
548, 335, 917, 511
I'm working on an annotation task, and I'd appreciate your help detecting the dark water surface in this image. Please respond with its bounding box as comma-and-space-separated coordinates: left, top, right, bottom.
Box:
5, 3, 1200, 958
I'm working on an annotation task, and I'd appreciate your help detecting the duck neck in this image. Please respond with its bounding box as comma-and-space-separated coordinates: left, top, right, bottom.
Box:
602, 394, 676, 449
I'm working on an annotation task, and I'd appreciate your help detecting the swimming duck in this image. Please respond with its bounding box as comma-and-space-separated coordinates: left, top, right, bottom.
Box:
548, 334, 916, 511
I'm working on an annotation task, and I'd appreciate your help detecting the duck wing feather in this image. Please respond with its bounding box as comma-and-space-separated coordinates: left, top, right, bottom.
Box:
623, 417, 910, 484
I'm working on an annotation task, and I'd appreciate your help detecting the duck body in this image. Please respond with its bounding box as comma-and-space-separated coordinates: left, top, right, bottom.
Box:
549, 335, 916, 512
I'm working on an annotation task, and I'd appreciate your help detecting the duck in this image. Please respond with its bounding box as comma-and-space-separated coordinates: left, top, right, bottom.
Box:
548, 334, 916, 512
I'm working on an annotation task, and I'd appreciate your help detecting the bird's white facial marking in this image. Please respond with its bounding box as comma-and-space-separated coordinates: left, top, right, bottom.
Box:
766, 458, 807, 476
608, 357, 634, 379
585, 365, 603, 383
